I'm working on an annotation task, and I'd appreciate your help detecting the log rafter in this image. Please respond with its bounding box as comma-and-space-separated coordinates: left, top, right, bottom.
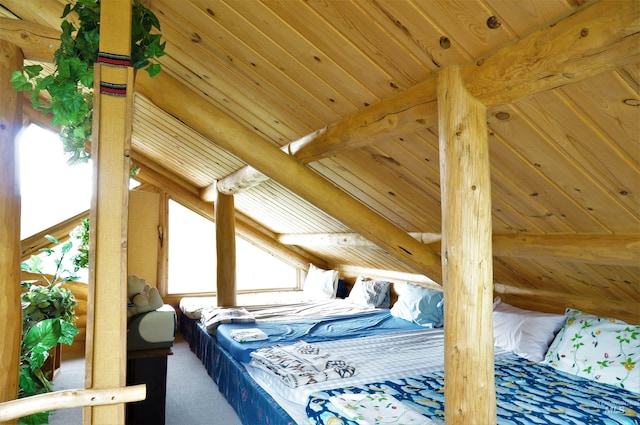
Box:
3, 0, 637, 200
277, 232, 640, 267
211, 0, 639, 195
1, 0, 638, 279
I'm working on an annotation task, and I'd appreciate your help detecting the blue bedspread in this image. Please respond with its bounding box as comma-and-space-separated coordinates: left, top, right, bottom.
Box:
306, 354, 640, 425
216, 310, 423, 363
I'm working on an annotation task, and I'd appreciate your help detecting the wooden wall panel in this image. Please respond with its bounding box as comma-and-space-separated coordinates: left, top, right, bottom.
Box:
128, 191, 161, 285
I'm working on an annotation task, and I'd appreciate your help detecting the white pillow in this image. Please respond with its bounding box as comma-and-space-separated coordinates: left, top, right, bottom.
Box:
543, 309, 640, 394
390, 282, 444, 328
302, 264, 339, 300
493, 299, 566, 362
346, 277, 391, 308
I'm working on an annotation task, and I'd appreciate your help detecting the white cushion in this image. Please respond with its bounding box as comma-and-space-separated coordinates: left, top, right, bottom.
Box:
346, 277, 391, 308
302, 264, 339, 300
493, 299, 566, 362
390, 282, 444, 328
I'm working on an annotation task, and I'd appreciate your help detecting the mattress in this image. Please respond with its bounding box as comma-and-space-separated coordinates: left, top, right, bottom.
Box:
248, 328, 512, 424
178, 293, 348, 320
216, 309, 423, 363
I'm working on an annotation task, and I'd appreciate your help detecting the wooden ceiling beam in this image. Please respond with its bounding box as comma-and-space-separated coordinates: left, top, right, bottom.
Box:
278, 232, 441, 247
278, 232, 640, 267
494, 284, 640, 324
0, 17, 59, 62
214, 0, 639, 194
134, 73, 444, 280
492, 233, 640, 267
20, 210, 89, 260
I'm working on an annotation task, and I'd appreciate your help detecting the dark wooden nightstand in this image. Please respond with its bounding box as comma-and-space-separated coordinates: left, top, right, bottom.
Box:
126, 348, 172, 425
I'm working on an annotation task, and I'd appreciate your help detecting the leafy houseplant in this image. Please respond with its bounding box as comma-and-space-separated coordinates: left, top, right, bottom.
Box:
71, 217, 90, 271
11, 0, 165, 164
19, 235, 82, 425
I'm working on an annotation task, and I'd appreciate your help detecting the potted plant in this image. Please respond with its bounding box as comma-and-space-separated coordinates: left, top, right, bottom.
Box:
10, 0, 165, 164
19, 234, 81, 425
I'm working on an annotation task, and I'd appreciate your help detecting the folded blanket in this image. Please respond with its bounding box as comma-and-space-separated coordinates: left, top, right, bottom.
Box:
328, 393, 430, 425
249, 341, 356, 388
230, 328, 268, 342
200, 307, 255, 334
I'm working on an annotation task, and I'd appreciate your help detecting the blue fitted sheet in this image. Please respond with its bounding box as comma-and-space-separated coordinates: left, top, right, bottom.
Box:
216, 309, 423, 363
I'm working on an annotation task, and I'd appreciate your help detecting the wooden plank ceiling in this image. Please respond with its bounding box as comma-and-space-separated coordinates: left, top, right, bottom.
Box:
1, 0, 638, 317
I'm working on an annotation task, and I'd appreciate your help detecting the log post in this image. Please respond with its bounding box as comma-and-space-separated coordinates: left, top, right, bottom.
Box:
84, 1, 133, 424
0, 39, 23, 425
214, 183, 237, 306
438, 66, 495, 423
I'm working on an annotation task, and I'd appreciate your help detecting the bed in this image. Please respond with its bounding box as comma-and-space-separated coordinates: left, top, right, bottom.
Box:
179, 277, 640, 425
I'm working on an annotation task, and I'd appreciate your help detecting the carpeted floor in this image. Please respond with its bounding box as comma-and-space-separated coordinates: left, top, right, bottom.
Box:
47, 333, 243, 425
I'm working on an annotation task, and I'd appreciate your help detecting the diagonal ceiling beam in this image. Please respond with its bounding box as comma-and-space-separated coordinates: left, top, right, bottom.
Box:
131, 77, 445, 280
214, 0, 639, 195
278, 232, 640, 267
0, 17, 59, 62
2, 0, 637, 281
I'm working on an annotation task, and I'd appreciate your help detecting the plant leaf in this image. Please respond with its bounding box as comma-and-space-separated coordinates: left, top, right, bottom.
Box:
18, 409, 49, 425
59, 321, 80, 345
44, 235, 61, 245
146, 63, 162, 78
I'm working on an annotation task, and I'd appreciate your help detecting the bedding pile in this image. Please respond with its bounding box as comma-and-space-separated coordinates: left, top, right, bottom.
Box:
249, 341, 356, 388
200, 306, 255, 334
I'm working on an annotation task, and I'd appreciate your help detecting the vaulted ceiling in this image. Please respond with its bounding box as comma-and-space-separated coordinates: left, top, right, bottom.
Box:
1, 0, 638, 321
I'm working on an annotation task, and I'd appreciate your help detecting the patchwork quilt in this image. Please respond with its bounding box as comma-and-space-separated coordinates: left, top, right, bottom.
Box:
306, 354, 640, 425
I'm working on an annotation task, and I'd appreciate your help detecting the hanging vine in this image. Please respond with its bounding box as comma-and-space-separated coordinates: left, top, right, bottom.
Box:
11, 0, 165, 163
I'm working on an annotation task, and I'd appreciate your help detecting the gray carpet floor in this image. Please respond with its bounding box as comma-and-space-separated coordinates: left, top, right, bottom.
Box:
48, 333, 243, 425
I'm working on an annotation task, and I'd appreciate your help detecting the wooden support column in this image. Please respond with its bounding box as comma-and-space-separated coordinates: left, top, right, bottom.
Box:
0, 39, 23, 425
214, 184, 237, 306
84, 1, 133, 424
438, 66, 495, 424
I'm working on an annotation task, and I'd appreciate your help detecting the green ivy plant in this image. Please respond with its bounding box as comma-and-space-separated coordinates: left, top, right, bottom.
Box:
11, 0, 165, 164
19, 235, 81, 425
70, 217, 90, 271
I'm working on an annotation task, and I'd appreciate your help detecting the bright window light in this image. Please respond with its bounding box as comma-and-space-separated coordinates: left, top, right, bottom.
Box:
167, 199, 296, 294
167, 200, 216, 293
236, 238, 297, 291
18, 124, 92, 239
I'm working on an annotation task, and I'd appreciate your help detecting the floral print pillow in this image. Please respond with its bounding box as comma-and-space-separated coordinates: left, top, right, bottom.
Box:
543, 309, 639, 393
